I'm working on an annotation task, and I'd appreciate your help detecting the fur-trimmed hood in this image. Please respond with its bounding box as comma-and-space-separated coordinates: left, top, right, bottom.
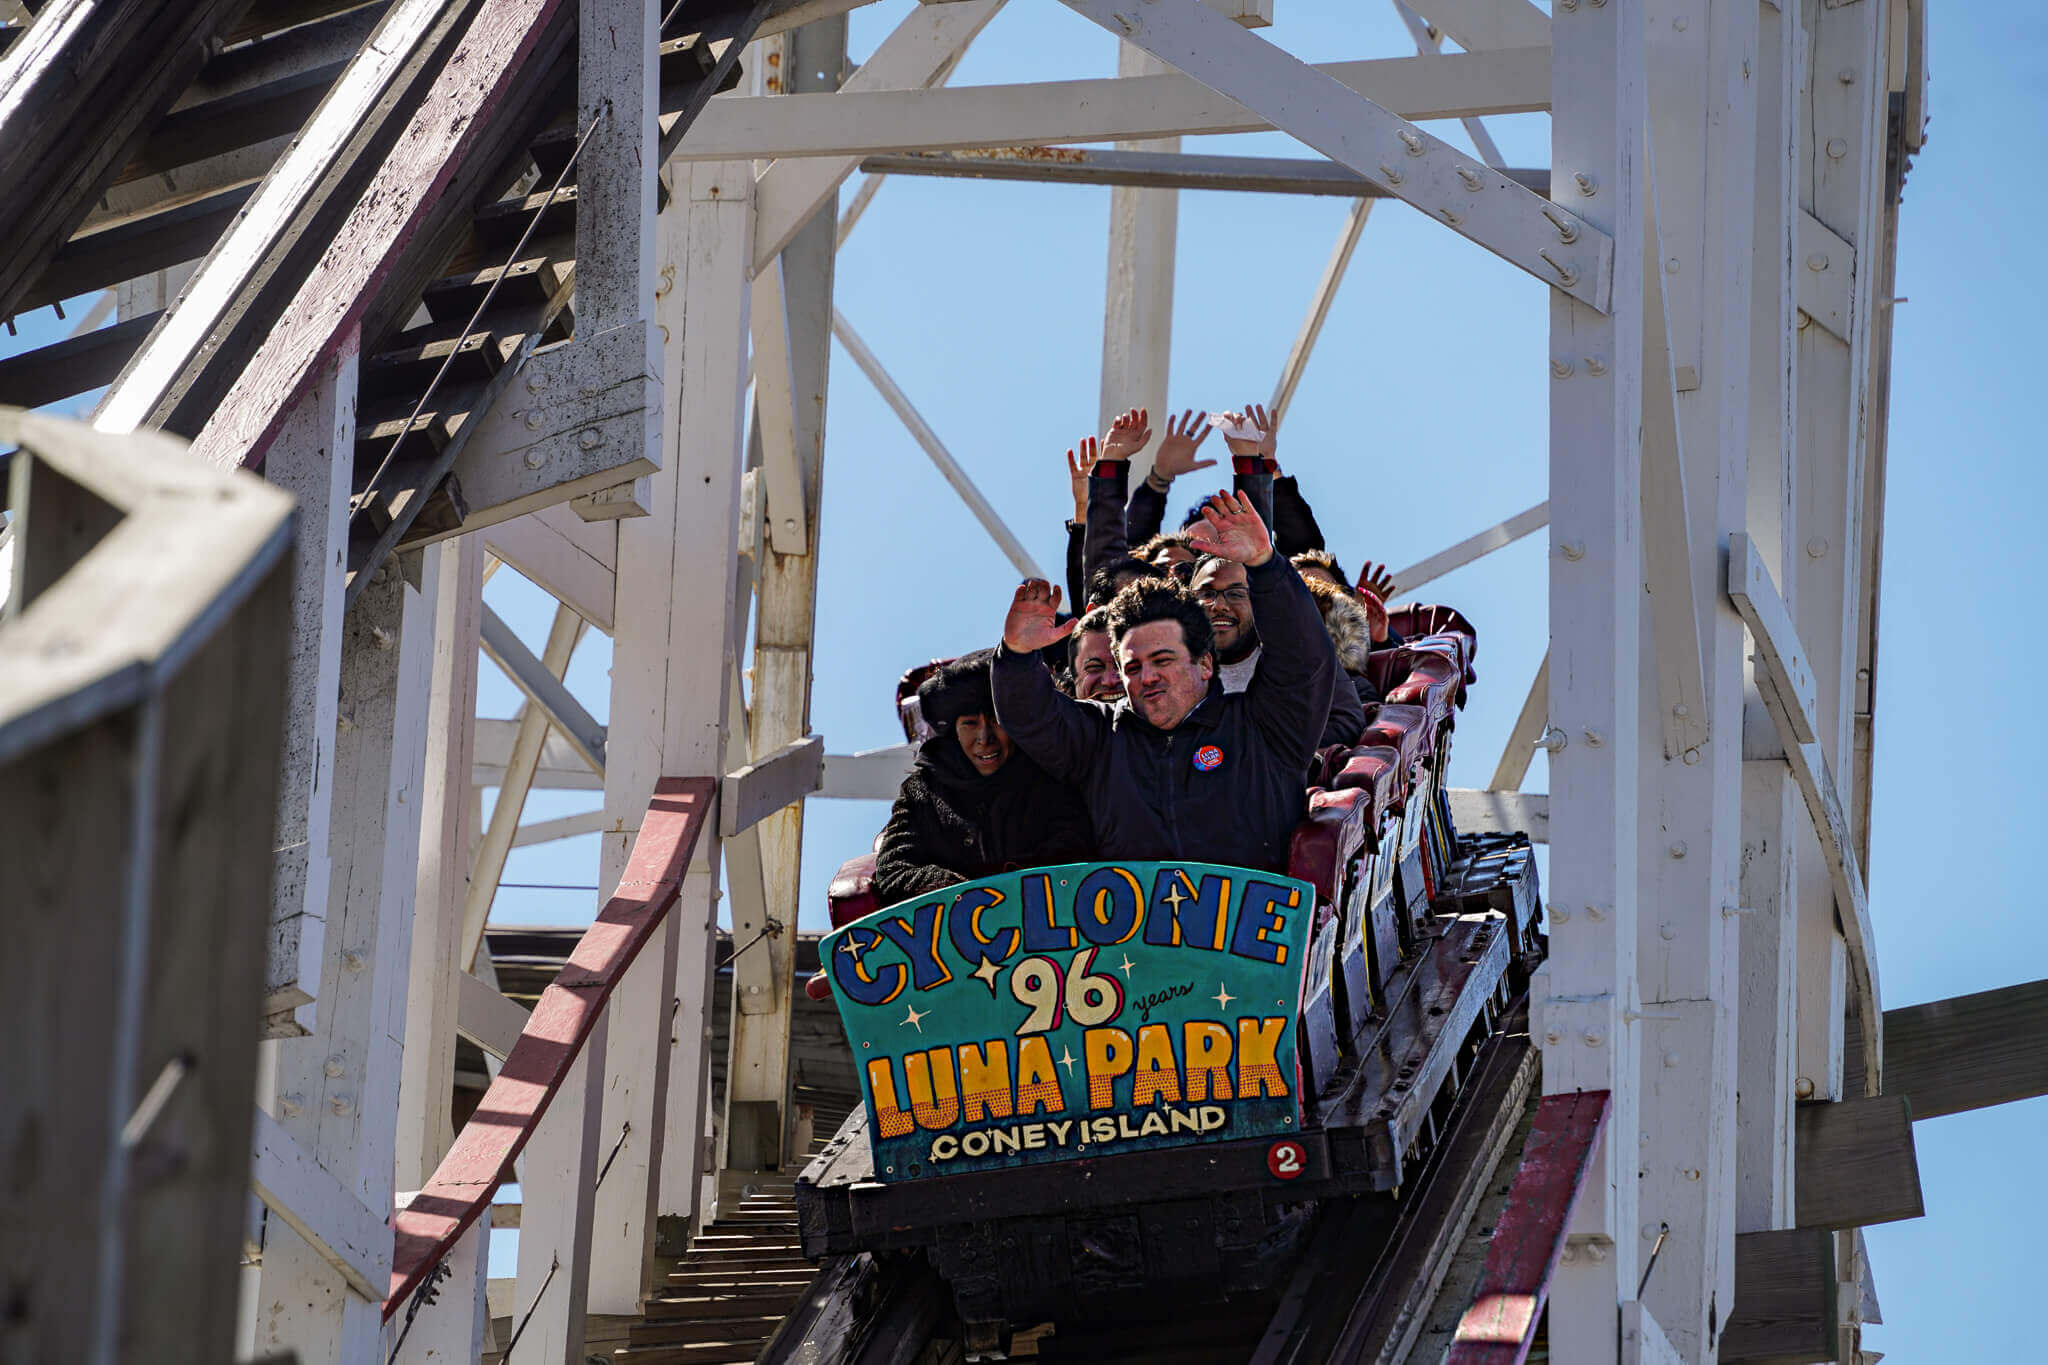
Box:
1303, 576, 1376, 673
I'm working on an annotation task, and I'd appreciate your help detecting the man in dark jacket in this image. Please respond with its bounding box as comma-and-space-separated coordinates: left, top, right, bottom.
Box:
872, 651, 1095, 906
994, 492, 1338, 874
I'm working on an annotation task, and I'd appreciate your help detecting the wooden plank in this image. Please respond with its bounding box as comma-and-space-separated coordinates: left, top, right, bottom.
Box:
817, 743, 914, 800
1718, 1228, 1837, 1365
1413, 0, 1549, 52
512, 808, 608, 847
385, 776, 715, 1313
0, 312, 159, 410
1488, 652, 1548, 794
1391, 500, 1549, 596
1727, 532, 1819, 744
721, 734, 824, 838
1792, 1095, 1922, 1231
1059, 0, 1608, 309
680, 47, 1554, 160
1847, 979, 2048, 1120
1446, 1090, 1610, 1365
0, 0, 251, 319
1794, 209, 1853, 343
250, 1108, 392, 1300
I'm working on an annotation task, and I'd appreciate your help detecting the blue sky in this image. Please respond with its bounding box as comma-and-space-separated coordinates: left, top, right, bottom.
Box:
7, 0, 2038, 1350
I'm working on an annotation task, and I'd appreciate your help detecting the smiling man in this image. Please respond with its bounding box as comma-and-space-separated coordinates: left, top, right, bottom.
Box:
994, 492, 1339, 874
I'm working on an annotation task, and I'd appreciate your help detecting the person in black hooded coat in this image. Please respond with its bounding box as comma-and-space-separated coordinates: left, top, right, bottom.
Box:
871, 649, 1096, 906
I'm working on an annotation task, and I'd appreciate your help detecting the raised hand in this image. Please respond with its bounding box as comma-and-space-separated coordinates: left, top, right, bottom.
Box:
1357, 560, 1397, 602
1004, 578, 1077, 653
1101, 407, 1152, 463
1186, 490, 1274, 567
1153, 408, 1217, 481
1066, 435, 1101, 522
1248, 401, 1278, 466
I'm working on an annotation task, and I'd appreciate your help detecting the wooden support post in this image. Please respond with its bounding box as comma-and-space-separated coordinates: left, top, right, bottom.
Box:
1735, 0, 1801, 1240
1632, 0, 1759, 1353
396, 536, 485, 1191
1538, 0, 1644, 1356
1098, 43, 1179, 467
602, 157, 752, 1254
388, 1203, 491, 1363
261, 335, 360, 1034
725, 19, 844, 1180
1793, 1095, 1922, 1232
1720, 1229, 1838, 1365
253, 558, 438, 1363
512, 1015, 608, 1361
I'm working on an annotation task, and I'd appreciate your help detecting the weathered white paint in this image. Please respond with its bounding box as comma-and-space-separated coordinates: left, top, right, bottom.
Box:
678, 47, 1555, 160
481, 503, 617, 632
259, 336, 358, 1032
1538, 0, 1645, 1354
253, 559, 436, 1363
396, 536, 484, 1192
249, 1108, 388, 1302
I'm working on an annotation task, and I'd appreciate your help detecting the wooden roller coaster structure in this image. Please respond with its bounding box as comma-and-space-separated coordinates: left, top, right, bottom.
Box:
8, 2, 2044, 1364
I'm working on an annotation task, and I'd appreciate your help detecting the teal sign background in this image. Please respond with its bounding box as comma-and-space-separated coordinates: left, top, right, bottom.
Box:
824, 861, 1314, 1180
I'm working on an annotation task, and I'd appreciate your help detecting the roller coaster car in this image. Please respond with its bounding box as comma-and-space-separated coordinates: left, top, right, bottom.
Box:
797, 606, 1544, 1332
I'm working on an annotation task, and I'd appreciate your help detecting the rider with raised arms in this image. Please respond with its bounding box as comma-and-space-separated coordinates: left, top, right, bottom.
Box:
993, 490, 1338, 875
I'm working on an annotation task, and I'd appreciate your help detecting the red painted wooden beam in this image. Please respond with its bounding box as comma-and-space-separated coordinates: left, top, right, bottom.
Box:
383, 776, 715, 1316
1446, 1089, 1612, 1365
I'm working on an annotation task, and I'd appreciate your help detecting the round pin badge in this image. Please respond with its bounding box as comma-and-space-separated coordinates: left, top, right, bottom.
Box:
1193, 744, 1224, 771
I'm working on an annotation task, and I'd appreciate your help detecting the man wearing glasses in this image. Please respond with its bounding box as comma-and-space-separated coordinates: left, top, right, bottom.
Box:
1193, 554, 1366, 748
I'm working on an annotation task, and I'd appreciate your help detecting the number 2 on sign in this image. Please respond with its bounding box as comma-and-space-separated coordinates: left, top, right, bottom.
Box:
1010, 947, 1125, 1035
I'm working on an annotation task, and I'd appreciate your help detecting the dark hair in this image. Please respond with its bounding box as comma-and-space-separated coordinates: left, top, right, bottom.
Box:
1292, 547, 1350, 586
1066, 606, 1113, 665
1104, 579, 1214, 664
1085, 556, 1163, 608
916, 649, 995, 729
1136, 530, 1197, 561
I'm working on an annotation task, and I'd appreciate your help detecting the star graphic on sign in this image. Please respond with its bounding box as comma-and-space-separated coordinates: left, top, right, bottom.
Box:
971, 958, 1002, 994
1162, 881, 1190, 914
1117, 954, 1136, 978
837, 936, 862, 958
1058, 1046, 1078, 1077
901, 1003, 928, 1032
1213, 983, 1235, 1010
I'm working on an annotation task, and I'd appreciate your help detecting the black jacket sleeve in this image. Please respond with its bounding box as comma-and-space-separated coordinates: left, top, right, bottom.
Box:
1272, 475, 1326, 556
1241, 554, 1340, 771
1082, 460, 1133, 600
872, 785, 970, 907
1231, 458, 1276, 536
1126, 474, 1168, 548
1065, 520, 1086, 614
1318, 666, 1368, 748
992, 641, 1112, 786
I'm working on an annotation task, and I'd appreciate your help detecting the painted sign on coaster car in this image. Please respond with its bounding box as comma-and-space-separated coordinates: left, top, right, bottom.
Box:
823, 861, 1314, 1180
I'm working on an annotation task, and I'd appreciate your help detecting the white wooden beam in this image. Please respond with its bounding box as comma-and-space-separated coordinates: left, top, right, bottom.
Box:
1490, 650, 1549, 793
1538, 0, 1645, 1352
258, 335, 358, 1033
1391, 1, 1507, 169
513, 808, 609, 846
396, 536, 483, 1193
751, 254, 811, 557
832, 309, 1046, 580
252, 559, 436, 1363
1391, 499, 1549, 595
1729, 533, 1819, 744
818, 743, 916, 800
511, 1015, 606, 1361
721, 734, 825, 838
1098, 42, 1179, 455
750, 0, 1002, 271
455, 971, 529, 1061
1637, 181, 1711, 761
679, 47, 1555, 160
1057, 0, 1610, 310
1268, 197, 1370, 426
1727, 531, 1881, 1096
249, 1108, 390, 1303
479, 604, 607, 774
481, 503, 618, 633
1795, 208, 1854, 343
463, 605, 585, 968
